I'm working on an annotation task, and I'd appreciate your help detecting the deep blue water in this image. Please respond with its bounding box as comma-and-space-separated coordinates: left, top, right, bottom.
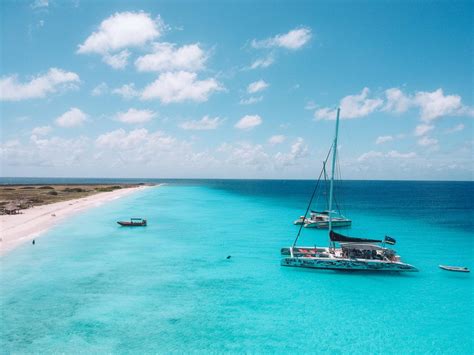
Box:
1, 179, 473, 353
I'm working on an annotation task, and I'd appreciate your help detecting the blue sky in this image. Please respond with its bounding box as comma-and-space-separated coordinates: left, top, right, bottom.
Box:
1, 0, 472, 180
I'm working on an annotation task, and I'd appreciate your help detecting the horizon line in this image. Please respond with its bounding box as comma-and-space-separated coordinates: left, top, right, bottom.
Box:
1, 176, 473, 183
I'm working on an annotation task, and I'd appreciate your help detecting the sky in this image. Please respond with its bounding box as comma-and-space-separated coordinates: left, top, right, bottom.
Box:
0, 0, 472, 180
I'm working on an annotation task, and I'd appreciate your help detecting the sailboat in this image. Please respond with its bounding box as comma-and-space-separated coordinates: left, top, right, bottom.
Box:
281, 108, 418, 272
294, 157, 351, 229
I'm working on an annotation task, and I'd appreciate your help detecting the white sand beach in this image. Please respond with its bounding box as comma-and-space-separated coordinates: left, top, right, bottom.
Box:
0, 185, 150, 255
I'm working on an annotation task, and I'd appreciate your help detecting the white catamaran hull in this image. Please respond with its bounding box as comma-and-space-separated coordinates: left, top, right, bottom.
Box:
281, 256, 418, 272
280, 246, 418, 272
304, 219, 352, 229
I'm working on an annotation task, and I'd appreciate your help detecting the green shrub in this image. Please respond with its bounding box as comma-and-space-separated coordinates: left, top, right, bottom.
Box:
63, 187, 86, 193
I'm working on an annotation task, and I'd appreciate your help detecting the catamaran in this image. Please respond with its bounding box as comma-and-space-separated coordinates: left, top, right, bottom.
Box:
303, 211, 352, 229
293, 155, 351, 229
281, 108, 417, 272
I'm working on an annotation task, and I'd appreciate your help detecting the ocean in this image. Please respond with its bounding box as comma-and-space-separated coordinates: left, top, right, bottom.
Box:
1, 179, 473, 353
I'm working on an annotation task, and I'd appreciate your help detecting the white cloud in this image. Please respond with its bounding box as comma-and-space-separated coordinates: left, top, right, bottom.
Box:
315, 88, 383, 120
239, 96, 263, 105
141, 71, 223, 103
274, 137, 308, 166
1, 135, 90, 168
216, 138, 309, 171
249, 55, 274, 69
234, 114, 262, 130
91, 82, 108, 96
112, 83, 140, 99
218, 142, 269, 168
445, 123, 465, 134
3, 128, 220, 174
375, 135, 393, 144
247, 80, 269, 94
358, 150, 416, 162
0, 68, 79, 101
96, 128, 177, 154
97, 128, 149, 149
93, 128, 222, 171
357, 151, 384, 162
135, 42, 207, 72
55, 108, 88, 127
414, 124, 434, 137
268, 135, 286, 145
383, 88, 412, 113
31, 0, 48, 9
386, 150, 417, 159
252, 27, 312, 50
417, 136, 438, 147
115, 108, 156, 124
315, 87, 472, 122
414, 89, 464, 122
77, 11, 162, 68
31, 126, 52, 136
102, 50, 131, 69
179, 115, 223, 130
384, 87, 473, 121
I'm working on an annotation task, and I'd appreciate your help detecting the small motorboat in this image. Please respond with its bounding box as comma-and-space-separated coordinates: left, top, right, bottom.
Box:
117, 218, 147, 227
439, 265, 470, 273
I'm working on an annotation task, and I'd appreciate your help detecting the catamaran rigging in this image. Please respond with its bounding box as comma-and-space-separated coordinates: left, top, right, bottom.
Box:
281, 108, 417, 272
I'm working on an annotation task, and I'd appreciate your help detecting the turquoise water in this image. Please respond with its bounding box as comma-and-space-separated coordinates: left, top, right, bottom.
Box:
1, 182, 473, 353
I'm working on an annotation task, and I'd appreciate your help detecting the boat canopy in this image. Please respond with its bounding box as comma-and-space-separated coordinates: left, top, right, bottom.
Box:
330, 230, 382, 243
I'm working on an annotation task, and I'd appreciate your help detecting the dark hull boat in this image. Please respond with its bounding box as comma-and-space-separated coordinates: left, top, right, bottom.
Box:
117, 218, 147, 227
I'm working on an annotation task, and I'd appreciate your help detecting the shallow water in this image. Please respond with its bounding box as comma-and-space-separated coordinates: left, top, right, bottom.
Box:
1, 181, 473, 353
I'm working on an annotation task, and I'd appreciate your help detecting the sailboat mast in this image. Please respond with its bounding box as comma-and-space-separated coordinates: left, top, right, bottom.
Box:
328, 108, 340, 245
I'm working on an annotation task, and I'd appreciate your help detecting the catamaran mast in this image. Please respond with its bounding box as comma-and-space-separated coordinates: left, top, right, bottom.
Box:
328, 108, 340, 249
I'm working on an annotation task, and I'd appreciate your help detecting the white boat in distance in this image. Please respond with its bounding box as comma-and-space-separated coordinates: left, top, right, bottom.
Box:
300, 210, 352, 229
293, 152, 351, 229
439, 265, 470, 272
281, 108, 417, 272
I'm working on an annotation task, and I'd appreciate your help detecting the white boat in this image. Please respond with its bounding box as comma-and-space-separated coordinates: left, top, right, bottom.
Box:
281, 108, 417, 272
293, 146, 351, 230
439, 265, 470, 272
294, 211, 327, 225
303, 212, 351, 229
281, 233, 417, 272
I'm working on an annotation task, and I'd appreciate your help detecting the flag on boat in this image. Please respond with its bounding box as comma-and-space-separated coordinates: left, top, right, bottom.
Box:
384, 236, 396, 245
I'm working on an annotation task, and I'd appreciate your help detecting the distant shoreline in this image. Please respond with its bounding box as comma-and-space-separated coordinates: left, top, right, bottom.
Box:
0, 185, 153, 255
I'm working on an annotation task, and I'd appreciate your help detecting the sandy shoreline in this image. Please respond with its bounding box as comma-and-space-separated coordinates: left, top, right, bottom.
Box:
0, 185, 151, 255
